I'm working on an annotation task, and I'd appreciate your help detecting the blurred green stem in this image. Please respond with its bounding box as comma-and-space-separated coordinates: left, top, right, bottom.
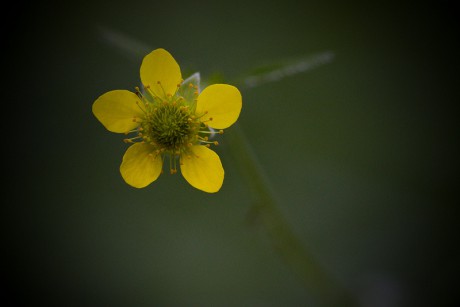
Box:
227, 124, 358, 307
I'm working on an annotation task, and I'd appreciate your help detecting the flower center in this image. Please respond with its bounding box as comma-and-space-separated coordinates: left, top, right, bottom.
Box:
141, 102, 199, 153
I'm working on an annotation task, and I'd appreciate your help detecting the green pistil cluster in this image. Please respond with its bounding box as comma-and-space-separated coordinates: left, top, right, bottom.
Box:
141, 99, 200, 154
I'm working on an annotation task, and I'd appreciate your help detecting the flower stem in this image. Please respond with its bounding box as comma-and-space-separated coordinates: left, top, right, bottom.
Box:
227, 123, 358, 307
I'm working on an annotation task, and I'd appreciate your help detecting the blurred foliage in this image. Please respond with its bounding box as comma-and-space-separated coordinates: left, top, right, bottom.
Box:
4, 1, 459, 306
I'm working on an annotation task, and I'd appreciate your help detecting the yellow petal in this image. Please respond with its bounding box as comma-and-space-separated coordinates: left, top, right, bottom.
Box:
92, 90, 144, 133
196, 84, 242, 129
180, 146, 224, 193
140, 48, 182, 99
120, 143, 163, 188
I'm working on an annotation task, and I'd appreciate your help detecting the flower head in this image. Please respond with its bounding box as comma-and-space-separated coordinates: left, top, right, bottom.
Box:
92, 49, 242, 193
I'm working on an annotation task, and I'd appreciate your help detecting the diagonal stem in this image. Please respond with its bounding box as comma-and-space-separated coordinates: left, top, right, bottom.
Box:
226, 123, 358, 307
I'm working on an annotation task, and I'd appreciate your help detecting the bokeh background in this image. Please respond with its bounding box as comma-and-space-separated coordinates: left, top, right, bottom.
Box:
4, 1, 459, 306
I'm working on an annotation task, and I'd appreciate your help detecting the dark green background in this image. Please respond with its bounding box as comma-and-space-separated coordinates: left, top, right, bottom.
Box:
5, 1, 458, 306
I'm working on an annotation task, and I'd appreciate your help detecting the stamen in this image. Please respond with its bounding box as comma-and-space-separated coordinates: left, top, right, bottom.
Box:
132, 117, 143, 123
135, 88, 143, 99
199, 129, 224, 135
169, 154, 178, 174
156, 80, 170, 100
135, 100, 147, 114
144, 84, 162, 102
124, 128, 140, 135
173, 154, 178, 174
194, 111, 208, 120
199, 117, 213, 126
135, 86, 148, 105
198, 138, 219, 146
123, 136, 143, 143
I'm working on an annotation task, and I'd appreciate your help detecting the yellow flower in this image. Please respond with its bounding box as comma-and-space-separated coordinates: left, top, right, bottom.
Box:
92, 49, 242, 193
